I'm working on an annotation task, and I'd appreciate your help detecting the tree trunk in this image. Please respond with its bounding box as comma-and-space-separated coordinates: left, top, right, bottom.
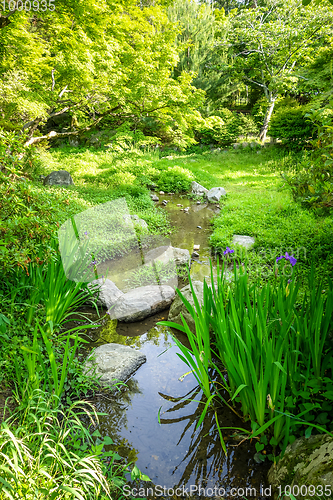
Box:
259, 97, 276, 142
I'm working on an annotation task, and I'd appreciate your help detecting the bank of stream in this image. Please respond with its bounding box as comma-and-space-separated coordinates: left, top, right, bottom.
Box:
84, 194, 271, 499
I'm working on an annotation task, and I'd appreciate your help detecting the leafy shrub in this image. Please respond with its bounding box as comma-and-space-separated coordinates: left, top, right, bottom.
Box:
194, 110, 258, 146
195, 113, 238, 146
269, 106, 315, 145
157, 165, 194, 192
283, 108, 333, 211
251, 97, 269, 128
236, 112, 259, 137
0, 129, 40, 178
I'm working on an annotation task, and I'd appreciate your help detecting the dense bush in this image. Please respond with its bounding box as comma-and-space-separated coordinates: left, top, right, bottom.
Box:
194, 110, 258, 146
269, 105, 315, 145
283, 108, 333, 211
157, 165, 194, 192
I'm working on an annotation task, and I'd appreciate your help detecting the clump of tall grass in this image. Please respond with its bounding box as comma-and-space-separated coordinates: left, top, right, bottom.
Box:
159, 259, 333, 456
0, 391, 113, 499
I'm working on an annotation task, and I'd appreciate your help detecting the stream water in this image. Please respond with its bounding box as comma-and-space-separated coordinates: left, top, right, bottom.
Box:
85, 194, 271, 499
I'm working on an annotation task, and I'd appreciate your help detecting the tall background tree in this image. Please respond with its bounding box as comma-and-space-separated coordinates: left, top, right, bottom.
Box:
228, 0, 333, 140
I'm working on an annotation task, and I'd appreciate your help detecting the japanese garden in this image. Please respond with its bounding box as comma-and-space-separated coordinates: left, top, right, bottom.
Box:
0, 0, 333, 498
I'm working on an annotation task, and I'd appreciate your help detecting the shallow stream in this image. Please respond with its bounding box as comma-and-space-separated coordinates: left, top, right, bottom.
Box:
85, 194, 271, 499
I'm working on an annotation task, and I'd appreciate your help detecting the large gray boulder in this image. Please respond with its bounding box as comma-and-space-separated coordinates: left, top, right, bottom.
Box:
206, 187, 226, 203
168, 281, 204, 333
268, 434, 333, 499
84, 343, 146, 392
191, 181, 208, 196
144, 245, 191, 271
43, 170, 74, 186
88, 278, 124, 309
108, 285, 175, 322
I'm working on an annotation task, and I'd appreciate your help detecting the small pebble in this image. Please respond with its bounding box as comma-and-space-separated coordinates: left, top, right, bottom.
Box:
177, 204, 183, 207
192, 251, 200, 258
197, 201, 201, 205
193, 244, 200, 251
163, 200, 168, 204
197, 226, 202, 229
159, 191, 165, 195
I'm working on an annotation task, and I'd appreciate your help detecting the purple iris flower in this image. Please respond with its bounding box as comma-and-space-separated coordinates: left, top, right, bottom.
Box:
84, 231, 88, 235
276, 253, 297, 266
224, 247, 234, 255
90, 260, 97, 266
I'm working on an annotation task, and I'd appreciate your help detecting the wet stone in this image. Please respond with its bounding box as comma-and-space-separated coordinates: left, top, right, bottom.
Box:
206, 187, 226, 203
84, 343, 146, 392
191, 181, 208, 196
107, 285, 175, 322
87, 278, 124, 309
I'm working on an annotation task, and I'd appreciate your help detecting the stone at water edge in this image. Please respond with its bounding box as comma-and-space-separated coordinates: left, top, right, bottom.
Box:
268, 434, 333, 500
108, 285, 175, 322
206, 187, 227, 203
232, 235, 255, 249
191, 181, 208, 196
87, 278, 124, 309
144, 245, 191, 271
168, 281, 205, 334
150, 194, 159, 202
43, 170, 74, 186
122, 214, 148, 231
84, 344, 146, 392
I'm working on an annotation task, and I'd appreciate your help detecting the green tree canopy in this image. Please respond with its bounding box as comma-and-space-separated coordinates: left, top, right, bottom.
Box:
228, 0, 333, 140
0, 0, 204, 145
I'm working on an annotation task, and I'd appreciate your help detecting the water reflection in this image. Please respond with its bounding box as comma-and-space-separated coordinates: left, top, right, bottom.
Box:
88, 324, 269, 495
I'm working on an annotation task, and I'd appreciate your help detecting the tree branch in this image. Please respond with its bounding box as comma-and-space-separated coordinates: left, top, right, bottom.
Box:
0, 7, 17, 30
23, 105, 122, 146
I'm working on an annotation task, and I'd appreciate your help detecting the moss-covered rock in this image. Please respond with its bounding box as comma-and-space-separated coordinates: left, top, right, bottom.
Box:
268, 434, 333, 499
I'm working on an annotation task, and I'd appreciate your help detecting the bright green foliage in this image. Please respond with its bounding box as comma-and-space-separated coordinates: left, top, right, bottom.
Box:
284, 108, 333, 210
297, 46, 333, 105
229, 0, 333, 140
0, 391, 128, 499
157, 165, 194, 192
168, 0, 215, 84
0, 0, 203, 144
159, 262, 333, 455
269, 106, 315, 145
194, 109, 258, 145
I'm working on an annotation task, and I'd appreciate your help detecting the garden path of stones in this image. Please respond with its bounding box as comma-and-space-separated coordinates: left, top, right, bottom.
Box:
85, 180, 255, 388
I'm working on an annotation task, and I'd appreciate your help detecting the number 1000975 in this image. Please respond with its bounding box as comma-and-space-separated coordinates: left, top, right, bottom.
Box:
1, 0, 55, 11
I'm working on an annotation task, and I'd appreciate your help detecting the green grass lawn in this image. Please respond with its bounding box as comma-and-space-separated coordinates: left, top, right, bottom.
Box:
39, 144, 333, 286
